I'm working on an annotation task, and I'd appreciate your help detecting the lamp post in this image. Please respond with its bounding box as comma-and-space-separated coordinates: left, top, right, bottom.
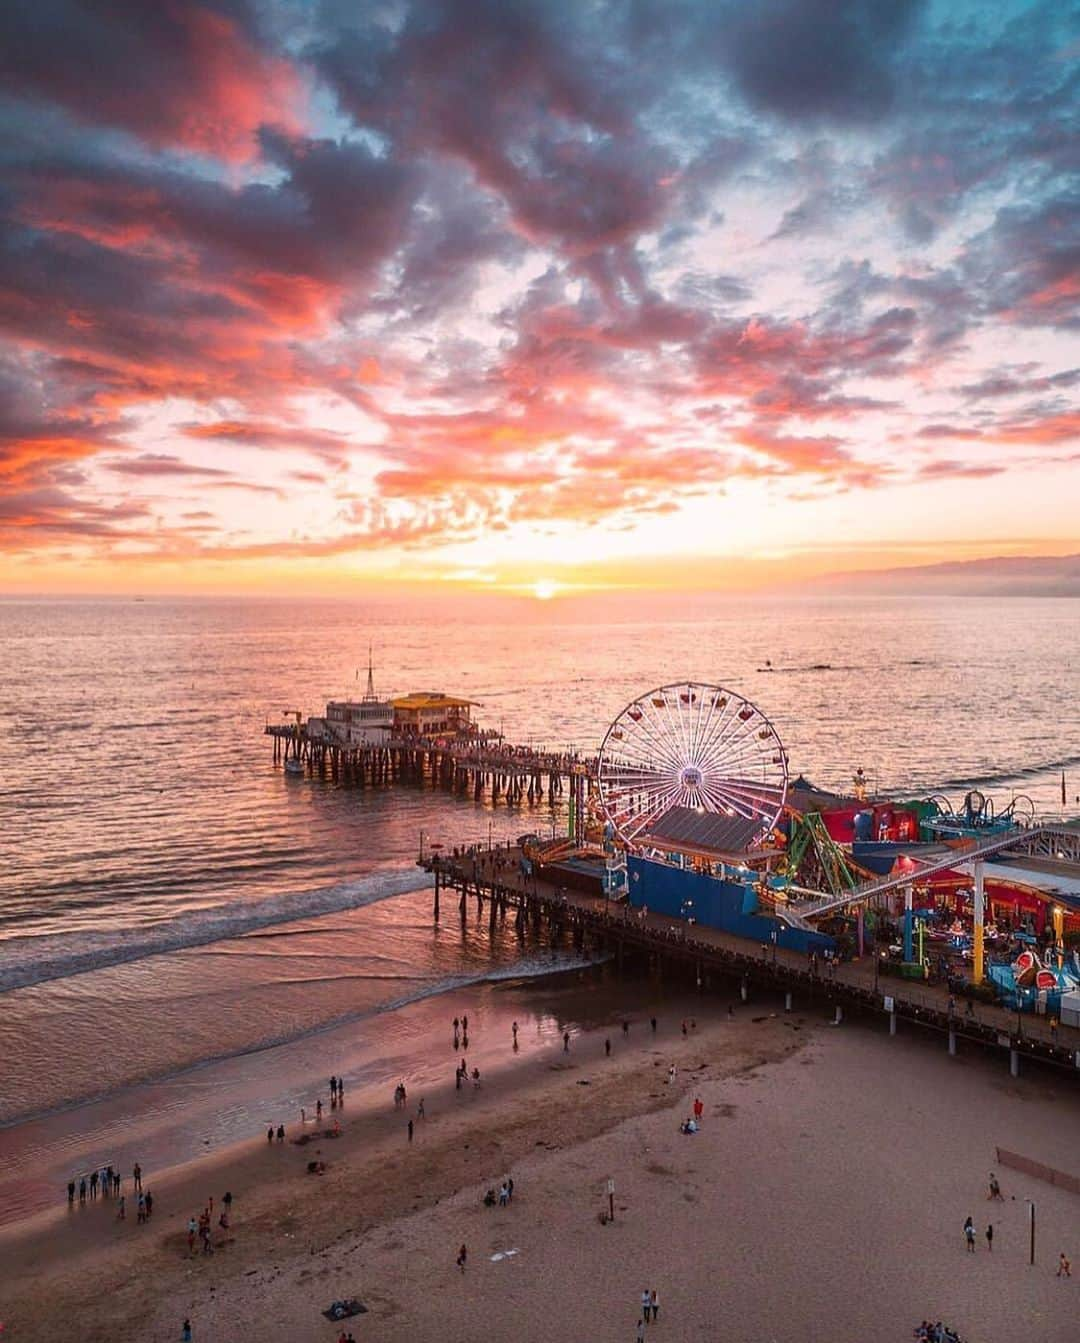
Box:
1026, 1200, 1036, 1266
419, 829, 426, 862
771, 928, 778, 965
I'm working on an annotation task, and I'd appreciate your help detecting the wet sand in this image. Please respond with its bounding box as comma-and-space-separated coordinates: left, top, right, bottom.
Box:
2, 990, 1078, 1342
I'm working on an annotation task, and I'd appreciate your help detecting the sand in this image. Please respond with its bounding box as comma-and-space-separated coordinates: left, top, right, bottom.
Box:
2, 999, 1078, 1342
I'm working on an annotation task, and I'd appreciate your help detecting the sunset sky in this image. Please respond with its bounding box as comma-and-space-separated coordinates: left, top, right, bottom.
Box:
1, 0, 1077, 595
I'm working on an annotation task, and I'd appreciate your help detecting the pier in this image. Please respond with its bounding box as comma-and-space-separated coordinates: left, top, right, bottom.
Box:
425, 845, 1080, 1081
267, 720, 590, 805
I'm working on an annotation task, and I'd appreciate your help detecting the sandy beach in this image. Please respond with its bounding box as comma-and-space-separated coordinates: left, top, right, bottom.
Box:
2, 981, 1078, 1343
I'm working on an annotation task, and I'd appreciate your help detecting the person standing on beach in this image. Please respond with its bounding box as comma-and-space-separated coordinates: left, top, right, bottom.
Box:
114, 1170, 121, 1195
1057, 1252, 1071, 1277
963, 1217, 975, 1252
640, 1289, 651, 1321
418, 1098, 425, 1121
67, 1180, 75, 1206
457, 1243, 467, 1272
133, 1162, 142, 1191
563, 1030, 570, 1052
267, 1126, 274, 1143
605, 1037, 611, 1056
117, 1195, 125, 1220
985, 1224, 993, 1251
988, 1173, 1003, 1200
650, 1290, 659, 1321
90, 1169, 98, 1199
636, 1319, 645, 1343
145, 1191, 153, 1219
182, 1319, 192, 1342
622, 1019, 629, 1037
276, 1124, 285, 1142
316, 1098, 323, 1120
79, 1176, 87, 1204
408, 1119, 414, 1143
330, 1075, 337, 1100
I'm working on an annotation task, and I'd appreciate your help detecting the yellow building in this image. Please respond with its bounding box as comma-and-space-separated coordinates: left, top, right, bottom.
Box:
391, 692, 475, 737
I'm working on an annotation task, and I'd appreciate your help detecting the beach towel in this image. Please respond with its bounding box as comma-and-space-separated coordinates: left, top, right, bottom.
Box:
322, 1299, 367, 1321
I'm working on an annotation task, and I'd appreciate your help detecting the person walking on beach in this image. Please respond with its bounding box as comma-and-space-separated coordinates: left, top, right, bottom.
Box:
640, 1289, 651, 1321
417, 1098, 425, 1121
113, 1170, 121, 1195
605, 1037, 611, 1056
407, 1119, 414, 1143
137, 1193, 146, 1223
79, 1176, 87, 1204
338, 1078, 345, 1102
563, 1030, 570, 1052
330, 1075, 337, 1100
145, 1191, 153, 1219
276, 1124, 285, 1142
622, 1019, 629, 1037
693, 1097, 704, 1123
985, 1223, 993, 1251
650, 1016, 657, 1033
267, 1126, 274, 1143
182, 1319, 192, 1343
90, 1169, 98, 1199
133, 1162, 142, 1191
117, 1195, 125, 1220
1057, 1252, 1071, 1277
457, 1243, 467, 1272
650, 1290, 659, 1321
67, 1179, 75, 1206
636, 1319, 645, 1343
988, 1173, 1003, 1200
512, 1021, 518, 1045
316, 1098, 323, 1120
963, 1216, 976, 1252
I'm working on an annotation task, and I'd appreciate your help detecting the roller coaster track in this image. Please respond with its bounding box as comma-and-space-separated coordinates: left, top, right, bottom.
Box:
780, 825, 1078, 929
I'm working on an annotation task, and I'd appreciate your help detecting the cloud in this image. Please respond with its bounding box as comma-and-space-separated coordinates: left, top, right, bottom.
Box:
720, 0, 925, 124
0, 0, 303, 160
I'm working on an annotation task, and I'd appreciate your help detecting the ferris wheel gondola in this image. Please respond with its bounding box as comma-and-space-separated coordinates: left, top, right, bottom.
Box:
595, 682, 790, 853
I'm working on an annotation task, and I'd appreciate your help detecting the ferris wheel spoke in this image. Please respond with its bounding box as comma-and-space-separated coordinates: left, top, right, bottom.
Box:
690, 691, 743, 768
698, 777, 759, 822
693, 696, 754, 769
621, 779, 687, 841
614, 725, 683, 777
635, 700, 687, 777
624, 702, 685, 775
711, 776, 786, 814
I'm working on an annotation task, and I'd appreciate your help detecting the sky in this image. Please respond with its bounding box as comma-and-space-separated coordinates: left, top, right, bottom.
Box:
0, 0, 1077, 596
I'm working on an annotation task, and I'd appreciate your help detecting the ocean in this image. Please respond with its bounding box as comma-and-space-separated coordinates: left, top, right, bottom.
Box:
1, 593, 1077, 1222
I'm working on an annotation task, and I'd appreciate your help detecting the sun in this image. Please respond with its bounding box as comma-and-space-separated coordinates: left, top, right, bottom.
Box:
532, 578, 559, 600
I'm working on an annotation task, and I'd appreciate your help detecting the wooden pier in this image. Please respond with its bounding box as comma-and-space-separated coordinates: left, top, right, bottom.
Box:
267, 722, 590, 805
426, 845, 1080, 1082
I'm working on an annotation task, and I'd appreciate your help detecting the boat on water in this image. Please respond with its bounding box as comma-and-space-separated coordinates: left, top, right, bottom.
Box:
284, 757, 304, 777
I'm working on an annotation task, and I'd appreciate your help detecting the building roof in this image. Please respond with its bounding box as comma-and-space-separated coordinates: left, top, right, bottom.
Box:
391, 692, 476, 710
641, 805, 761, 855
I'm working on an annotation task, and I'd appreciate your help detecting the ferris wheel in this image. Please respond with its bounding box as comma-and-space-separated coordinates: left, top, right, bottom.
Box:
596, 682, 789, 852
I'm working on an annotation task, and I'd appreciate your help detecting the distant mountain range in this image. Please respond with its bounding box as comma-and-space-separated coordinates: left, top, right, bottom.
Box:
802, 553, 1080, 597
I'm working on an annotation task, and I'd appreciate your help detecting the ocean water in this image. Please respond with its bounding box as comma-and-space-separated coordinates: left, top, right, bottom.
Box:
0, 593, 1077, 1217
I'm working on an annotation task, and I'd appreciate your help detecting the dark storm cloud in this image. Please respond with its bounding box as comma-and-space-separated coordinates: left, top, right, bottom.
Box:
719, 0, 925, 124
0, 0, 298, 159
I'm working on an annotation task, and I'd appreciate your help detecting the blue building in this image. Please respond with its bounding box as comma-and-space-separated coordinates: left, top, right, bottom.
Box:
626, 854, 835, 956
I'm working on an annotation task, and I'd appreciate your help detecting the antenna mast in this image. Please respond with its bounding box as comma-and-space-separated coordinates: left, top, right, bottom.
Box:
364, 644, 376, 701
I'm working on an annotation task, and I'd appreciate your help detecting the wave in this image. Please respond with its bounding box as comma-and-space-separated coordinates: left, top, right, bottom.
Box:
0, 948, 608, 1129
0, 867, 433, 994
934, 751, 1080, 793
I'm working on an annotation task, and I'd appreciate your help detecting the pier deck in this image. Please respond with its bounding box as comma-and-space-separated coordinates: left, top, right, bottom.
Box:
428, 846, 1080, 1078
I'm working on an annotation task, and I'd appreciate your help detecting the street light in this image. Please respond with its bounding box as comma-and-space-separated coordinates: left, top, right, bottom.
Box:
1026, 1200, 1036, 1266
